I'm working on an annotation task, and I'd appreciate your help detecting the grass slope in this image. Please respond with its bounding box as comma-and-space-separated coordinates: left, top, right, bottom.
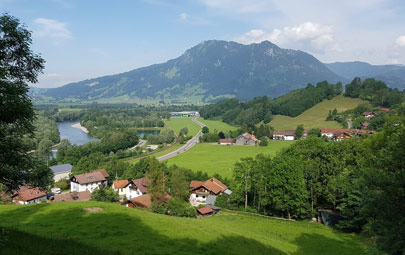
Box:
0, 202, 371, 255
197, 117, 238, 132
270, 95, 368, 131
166, 118, 201, 136
165, 141, 294, 178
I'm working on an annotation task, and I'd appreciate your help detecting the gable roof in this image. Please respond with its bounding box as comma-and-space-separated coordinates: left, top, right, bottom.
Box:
92, 169, 109, 178
219, 139, 233, 143
113, 180, 129, 189
53, 191, 91, 202
50, 164, 73, 173
190, 177, 228, 195
132, 177, 150, 194
72, 170, 106, 185
127, 193, 171, 208
239, 132, 258, 142
198, 206, 213, 215
12, 186, 47, 201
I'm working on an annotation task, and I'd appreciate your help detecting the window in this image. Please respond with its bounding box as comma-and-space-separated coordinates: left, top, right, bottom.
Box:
196, 195, 198, 198
120, 188, 123, 192
203, 196, 205, 199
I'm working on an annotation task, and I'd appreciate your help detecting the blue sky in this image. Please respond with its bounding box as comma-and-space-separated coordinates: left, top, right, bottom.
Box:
1, 0, 405, 88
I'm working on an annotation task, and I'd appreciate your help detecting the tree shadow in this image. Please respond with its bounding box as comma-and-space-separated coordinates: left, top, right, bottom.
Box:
0, 203, 285, 255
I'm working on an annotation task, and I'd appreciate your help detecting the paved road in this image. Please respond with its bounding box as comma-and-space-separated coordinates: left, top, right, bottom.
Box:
157, 116, 206, 161
129, 139, 146, 150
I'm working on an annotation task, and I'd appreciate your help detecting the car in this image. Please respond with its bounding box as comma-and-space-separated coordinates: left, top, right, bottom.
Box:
51, 188, 61, 194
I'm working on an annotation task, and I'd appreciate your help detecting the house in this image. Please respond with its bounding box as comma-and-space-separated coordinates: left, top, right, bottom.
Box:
11, 186, 47, 204
362, 112, 375, 120
70, 169, 109, 193
53, 191, 91, 202
112, 180, 129, 199
170, 111, 199, 117
219, 139, 233, 145
50, 163, 72, 182
124, 193, 171, 209
362, 122, 369, 129
378, 108, 390, 113
197, 206, 214, 217
273, 130, 296, 141
126, 177, 150, 200
235, 132, 258, 145
189, 178, 231, 205
321, 128, 374, 141
334, 132, 352, 141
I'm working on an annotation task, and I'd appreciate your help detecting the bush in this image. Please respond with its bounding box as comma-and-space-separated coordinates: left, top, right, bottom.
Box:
54, 179, 70, 190
259, 139, 268, 146
199, 133, 219, 143
202, 126, 209, 134
91, 186, 119, 202
152, 198, 196, 217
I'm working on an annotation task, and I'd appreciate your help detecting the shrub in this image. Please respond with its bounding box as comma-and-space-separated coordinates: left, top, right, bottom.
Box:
259, 139, 268, 146
91, 186, 119, 202
54, 179, 70, 190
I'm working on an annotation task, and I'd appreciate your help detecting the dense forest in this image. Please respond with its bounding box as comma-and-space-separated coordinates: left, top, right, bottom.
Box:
200, 81, 343, 126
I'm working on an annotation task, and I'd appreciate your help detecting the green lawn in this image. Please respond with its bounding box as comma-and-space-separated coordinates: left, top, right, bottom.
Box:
270, 95, 368, 131
166, 118, 201, 136
0, 202, 372, 255
165, 141, 295, 178
197, 117, 238, 132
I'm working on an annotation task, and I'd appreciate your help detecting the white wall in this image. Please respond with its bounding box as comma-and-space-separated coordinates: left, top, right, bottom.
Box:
71, 181, 105, 193
126, 186, 142, 200
190, 193, 207, 203
54, 172, 70, 182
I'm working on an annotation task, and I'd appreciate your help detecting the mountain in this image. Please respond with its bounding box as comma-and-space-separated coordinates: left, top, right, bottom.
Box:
326, 61, 405, 90
40, 40, 344, 103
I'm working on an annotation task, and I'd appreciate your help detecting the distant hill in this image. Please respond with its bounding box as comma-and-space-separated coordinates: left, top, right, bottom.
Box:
39, 40, 343, 104
326, 61, 405, 90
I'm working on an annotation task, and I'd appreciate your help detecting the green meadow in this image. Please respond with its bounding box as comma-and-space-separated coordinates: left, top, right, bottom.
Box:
197, 117, 238, 132
0, 202, 372, 255
166, 118, 201, 136
165, 141, 295, 178
270, 95, 368, 131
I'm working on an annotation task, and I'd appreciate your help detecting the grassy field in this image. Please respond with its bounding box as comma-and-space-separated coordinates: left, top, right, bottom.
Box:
165, 141, 295, 178
166, 118, 201, 136
0, 202, 372, 255
270, 95, 368, 131
197, 117, 238, 132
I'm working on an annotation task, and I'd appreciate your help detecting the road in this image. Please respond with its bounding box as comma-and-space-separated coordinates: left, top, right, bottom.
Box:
157, 116, 206, 161
129, 139, 146, 150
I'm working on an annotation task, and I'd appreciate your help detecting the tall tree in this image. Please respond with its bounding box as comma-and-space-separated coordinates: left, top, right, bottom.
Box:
295, 124, 304, 140
233, 157, 254, 210
0, 14, 52, 191
146, 157, 168, 205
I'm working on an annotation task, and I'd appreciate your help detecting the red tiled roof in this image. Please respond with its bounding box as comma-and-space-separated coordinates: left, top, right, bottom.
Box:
219, 139, 233, 143
378, 108, 390, 112
53, 191, 91, 202
189, 181, 204, 188
72, 171, 106, 185
12, 186, 46, 202
128, 193, 171, 208
132, 177, 150, 194
92, 169, 109, 178
113, 180, 129, 189
362, 112, 374, 116
241, 132, 258, 142
198, 206, 213, 215
190, 177, 228, 195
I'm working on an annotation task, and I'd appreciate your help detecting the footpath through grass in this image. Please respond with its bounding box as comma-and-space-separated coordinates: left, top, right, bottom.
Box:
0, 202, 372, 255
166, 118, 201, 136
270, 95, 368, 131
165, 141, 294, 178
197, 117, 238, 132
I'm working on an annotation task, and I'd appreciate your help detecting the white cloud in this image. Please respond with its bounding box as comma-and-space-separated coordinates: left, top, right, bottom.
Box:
199, 0, 275, 14
395, 35, 405, 47
34, 18, 72, 41
179, 13, 189, 21
235, 22, 340, 54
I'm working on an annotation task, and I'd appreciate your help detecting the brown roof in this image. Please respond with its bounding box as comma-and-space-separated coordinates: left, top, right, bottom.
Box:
378, 108, 390, 112
132, 177, 151, 194
127, 193, 171, 208
189, 181, 204, 188
72, 170, 106, 185
219, 139, 233, 143
53, 191, 91, 202
113, 180, 129, 189
362, 112, 374, 116
241, 132, 258, 142
12, 186, 47, 202
198, 206, 213, 215
273, 130, 295, 136
92, 169, 109, 178
190, 177, 228, 195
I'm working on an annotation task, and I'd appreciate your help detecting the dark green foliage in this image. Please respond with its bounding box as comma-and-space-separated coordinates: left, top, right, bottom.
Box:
295, 124, 304, 139
179, 127, 188, 136
157, 197, 196, 217
0, 14, 52, 191
178, 135, 192, 144
202, 126, 209, 134
54, 179, 69, 190
199, 133, 220, 143
258, 139, 268, 146
145, 129, 174, 144
91, 186, 119, 202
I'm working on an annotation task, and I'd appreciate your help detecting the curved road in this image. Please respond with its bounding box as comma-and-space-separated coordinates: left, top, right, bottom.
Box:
157, 116, 206, 161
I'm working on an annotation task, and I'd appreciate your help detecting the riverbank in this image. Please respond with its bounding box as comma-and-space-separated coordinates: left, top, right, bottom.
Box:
71, 123, 89, 133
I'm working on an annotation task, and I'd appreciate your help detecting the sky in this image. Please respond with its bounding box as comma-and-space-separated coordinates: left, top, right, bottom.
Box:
1, 0, 405, 88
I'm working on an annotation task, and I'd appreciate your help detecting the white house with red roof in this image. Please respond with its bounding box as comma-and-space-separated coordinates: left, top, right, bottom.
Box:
125, 177, 150, 200
70, 169, 109, 193
189, 178, 231, 205
11, 186, 47, 204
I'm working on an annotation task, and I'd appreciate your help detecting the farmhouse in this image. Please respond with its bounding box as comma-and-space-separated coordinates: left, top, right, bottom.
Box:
53, 191, 91, 202
273, 130, 296, 141
50, 163, 72, 182
124, 193, 171, 209
219, 139, 233, 145
235, 132, 258, 145
112, 180, 129, 199
12, 186, 47, 204
189, 178, 231, 205
321, 129, 375, 141
70, 169, 109, 193
362, 112, 375, 120
126, 177, 150, 200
